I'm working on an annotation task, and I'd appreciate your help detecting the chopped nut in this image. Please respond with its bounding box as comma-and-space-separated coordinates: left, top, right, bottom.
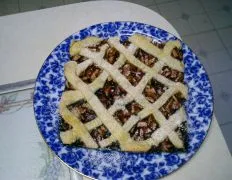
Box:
79, 64, 102, 84
143, 86, 156, 103
158, 138, 175, 152
139, 128, 144, 137
134, 48, 158, 67
137, 121, 147, 127
160, 66, 184, 83
90, 124, 111, 146
104, 47, 120, 64
143, 78, 167, 103
159, 92, 185, 119
113, 101, 143, 125
126, 101, 143, 114
67, 100, 97, 123
145, 128, 152, 134
119, 62, 145, 86
129, 114, 159, 141
95, 78, 127, 109
71, 54, 88, 64
114, 109, 131, 125
171, 47, 183, 61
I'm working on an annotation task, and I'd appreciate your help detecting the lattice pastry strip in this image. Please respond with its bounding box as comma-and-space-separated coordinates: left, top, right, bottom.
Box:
128, 34, 184, 72
64, 62, 152, 151
59, 34, 188, 152
59, 90, 98, 148
107, 36, 187, 148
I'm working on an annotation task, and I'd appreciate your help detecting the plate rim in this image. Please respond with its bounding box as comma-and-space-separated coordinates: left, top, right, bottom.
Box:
33, 21, 214, 180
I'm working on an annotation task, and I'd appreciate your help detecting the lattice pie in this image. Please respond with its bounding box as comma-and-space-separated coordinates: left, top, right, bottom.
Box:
59, 34, 188, 152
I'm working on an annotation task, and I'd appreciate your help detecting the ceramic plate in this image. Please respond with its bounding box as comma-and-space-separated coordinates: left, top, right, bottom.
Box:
33, 21, 213, 180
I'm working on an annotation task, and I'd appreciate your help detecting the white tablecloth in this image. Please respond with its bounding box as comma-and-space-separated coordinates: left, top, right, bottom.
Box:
0, 1, 178, 86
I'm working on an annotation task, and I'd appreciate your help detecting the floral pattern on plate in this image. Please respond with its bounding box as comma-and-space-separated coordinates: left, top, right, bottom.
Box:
33, 21, 213, 180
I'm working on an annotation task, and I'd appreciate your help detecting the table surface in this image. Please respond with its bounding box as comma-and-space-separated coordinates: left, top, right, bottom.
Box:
0, 0, 178, 87
0, 1, 231, 180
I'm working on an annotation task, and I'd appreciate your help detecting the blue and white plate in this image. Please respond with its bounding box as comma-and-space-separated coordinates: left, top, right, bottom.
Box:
33, 21, 213, 180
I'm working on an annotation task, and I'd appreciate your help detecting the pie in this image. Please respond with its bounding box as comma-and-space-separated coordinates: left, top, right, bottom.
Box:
59, 34, 188, 152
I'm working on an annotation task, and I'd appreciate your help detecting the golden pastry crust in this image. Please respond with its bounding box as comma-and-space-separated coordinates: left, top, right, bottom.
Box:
59, 34, 188, 152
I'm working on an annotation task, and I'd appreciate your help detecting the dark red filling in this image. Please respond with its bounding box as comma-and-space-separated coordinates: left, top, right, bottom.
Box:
152, 41, 165, 49
175, 121, 187, 139
125, 101, 143, 114
158, 138, 175, 151
159, 92, 185, 119
66, 139, 86, 147
160, 66, 184, 83
59, 117, 72, 131
119, 62, 145, 86
114, 109, 131, 125
95, 77, 127, 109
71, 54, 88, 64
134, 48, 158, 67
171, 47, 183, 61
90, 124, 111, 146
129, 114, 159, 141
64, 81, 75, 91
88, 40, 107, 52
103, 47, 120, 64
149, 138, 176, 152
67, 99, 97, 123
79, 64, 102, 84
105, 141, 121, 150
143, 78, 168, 103
114, 101, 143, 125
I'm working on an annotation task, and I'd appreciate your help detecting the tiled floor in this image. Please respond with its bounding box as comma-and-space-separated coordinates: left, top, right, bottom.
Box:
1, 0, 232, 154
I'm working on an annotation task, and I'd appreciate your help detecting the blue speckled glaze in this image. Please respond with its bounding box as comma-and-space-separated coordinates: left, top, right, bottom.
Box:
33, 21, 213, 180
